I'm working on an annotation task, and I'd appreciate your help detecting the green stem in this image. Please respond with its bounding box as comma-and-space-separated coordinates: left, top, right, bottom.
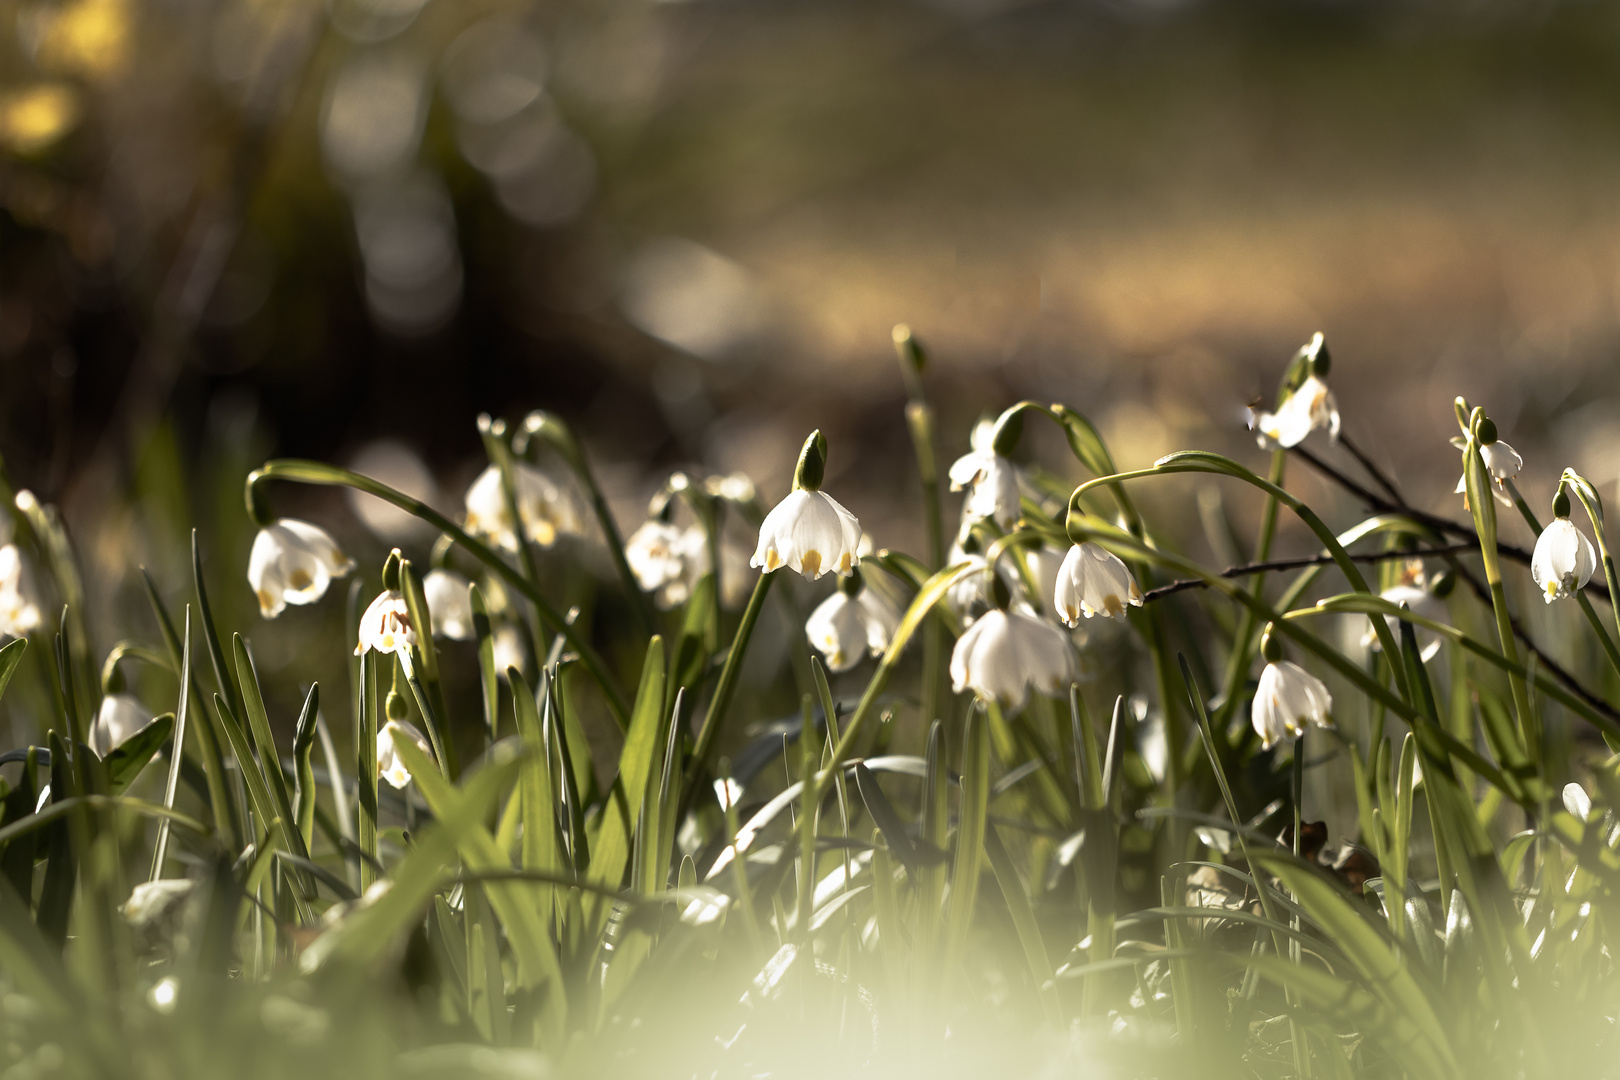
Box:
248, 460, 629, 728
683, 570, 775, 789
906, 400, 947, 727
1211, 449, 1286, 740
522, 412, 659, 639
1467, 450, 1537, 766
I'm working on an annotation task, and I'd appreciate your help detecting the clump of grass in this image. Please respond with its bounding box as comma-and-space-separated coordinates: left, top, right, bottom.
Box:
0, 330, 1616, 1078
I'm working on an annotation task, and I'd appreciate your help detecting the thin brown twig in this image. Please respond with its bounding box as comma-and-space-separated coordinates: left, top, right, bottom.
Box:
1283, 441, 1619, 723
1140, 544, 1478, 602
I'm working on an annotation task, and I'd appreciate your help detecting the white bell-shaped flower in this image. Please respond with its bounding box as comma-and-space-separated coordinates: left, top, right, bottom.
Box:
246, 519, 355, 619
91, 693, 155, 758
1253, 374, 1340, 449
950, 607, 1075, 715
1251, 661, 1334, 749
805, 577, 901, 672
355, 590, 416, 656
626, 520, 690, 607
377, 718, 432, 789
0, 544, 41, 638
751, 489, 862, 580
493, 624, 525, 680
463, 462, 583, 552
1564, 781, 1593, 820
1531, 516, 1597, 604
422, 569, 474, 641
1454, 439, 1522, 508
1054, 542, 1143, 624
949, 427, 1021, 529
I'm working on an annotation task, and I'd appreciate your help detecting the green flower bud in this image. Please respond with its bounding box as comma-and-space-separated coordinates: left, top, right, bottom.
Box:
1476, 417, 1498, 446
990, 408, 1024, 458
1260, 622, 1283, 663
840, 567, 863, 598
386, 688, 408, 722
1429, 569, 1456, 599
792, 430, 828, 493
382, 548, 403, 592
1306, 332, 1330, 377
1554, 488, 1571, 520
990, 570, 1012, 611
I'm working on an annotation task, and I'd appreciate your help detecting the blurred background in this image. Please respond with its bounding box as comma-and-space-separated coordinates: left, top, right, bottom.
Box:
5, 0, 1620, 727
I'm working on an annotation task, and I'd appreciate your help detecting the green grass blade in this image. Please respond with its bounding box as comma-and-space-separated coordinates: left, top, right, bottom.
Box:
0, 637, 26, 705
943, 705, 990, 994
150, 608, 192, 879
983, 823, 1061, 1028
1253, 852, 1455, 1075
104, 712, 171, 795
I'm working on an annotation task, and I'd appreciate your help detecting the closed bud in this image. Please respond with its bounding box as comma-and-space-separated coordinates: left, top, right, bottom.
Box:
991, 409, 1024, 457
1260, 622, 1283, 663
1476, 417, 1498, 445
892, 324, 926, 374
990, 570, 1012, 611
792, 430, 828, 493
1306, 331, 1330, 377
1553, 488, 1571, 520
1430, 569, 1456, 599
382, 549, 403, 592
386, 688, 408, 722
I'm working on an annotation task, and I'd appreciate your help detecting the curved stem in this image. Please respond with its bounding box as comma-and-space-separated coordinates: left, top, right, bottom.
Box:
1071, 455, 1412, 703
249, 460, 630, 728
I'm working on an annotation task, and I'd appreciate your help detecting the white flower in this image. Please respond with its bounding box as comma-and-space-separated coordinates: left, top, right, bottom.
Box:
1531, 516, 1597, 603
805, 586, 901, 672
751, 489, 862, 580
463, 463, 583, 552
949, 424, 1021, 529
91, 693, 155, 758
945, 551, 995, 624
704, 472, 756, 503
1564, 781, 1593, 820
1252, 374, 1340, 449
949, 608, 1075, 715
1454, 440, 1522, 508
422, 569, 474, 641
1361, 581, 1446, 661
0, 544, 41, 638
626, 520, 690, 604
377, 718, 432, 789
493, 624, 525, 680
355, 590, 416, 656
1251, 661, 1334, 749
1053, 542, 1143, 624
246, 519, 355, 619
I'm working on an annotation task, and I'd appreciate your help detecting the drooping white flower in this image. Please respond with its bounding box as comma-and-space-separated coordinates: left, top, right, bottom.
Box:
949, 423, 1022, 529
246, 519, 355, 619
1564, 781, 1593, 820
1531, 516, 1597, 604
950, 608, 1076, 715
1251, 661, 1334, 749
1360, 562, 1448, 661
626, 520, 690, 606
463, 462, 584, 552
1454, 439, 1522, 508
0, 544, 41, 638
91, 693, 155, 758
355, 590, 416, 656
751, 489, 862, 580
1252, 374, 1340, 449
1053, 542, 1143, 624
493, 624, 525, 680
377, 718, 432, 789
805, 582, 901, 672
422, 569, 474, 641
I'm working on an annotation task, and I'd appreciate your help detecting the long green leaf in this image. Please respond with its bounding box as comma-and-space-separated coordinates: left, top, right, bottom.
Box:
0, 637, 25, 705
983, 824, 1061, 1028
585, 636, 665, 905
391, 737, 566, 1013
1253, 853, 1455, 1076
943, 706, 990, 989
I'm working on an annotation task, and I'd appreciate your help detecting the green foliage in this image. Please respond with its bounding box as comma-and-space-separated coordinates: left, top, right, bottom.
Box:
3, 363, 1620, 1078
